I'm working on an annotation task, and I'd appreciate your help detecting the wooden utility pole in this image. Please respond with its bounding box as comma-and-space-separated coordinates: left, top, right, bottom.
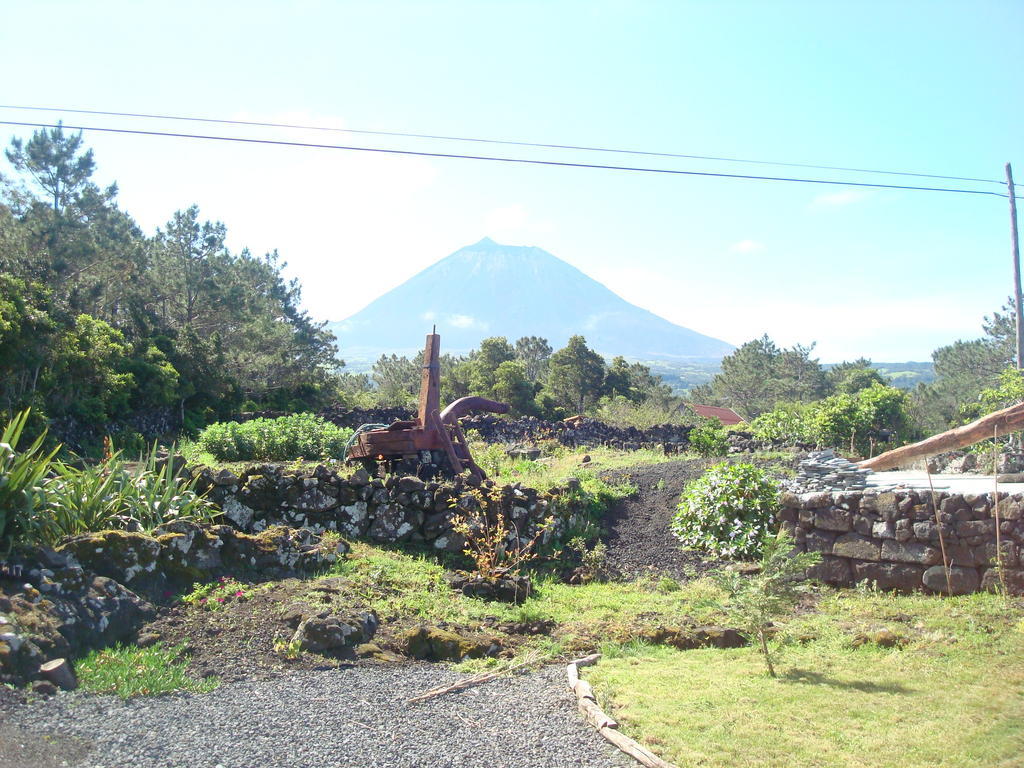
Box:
1008, 163, 1022, 369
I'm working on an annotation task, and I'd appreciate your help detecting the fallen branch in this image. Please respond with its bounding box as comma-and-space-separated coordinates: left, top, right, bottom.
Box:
406, 651, 544, 705
859, 401, 1024, 471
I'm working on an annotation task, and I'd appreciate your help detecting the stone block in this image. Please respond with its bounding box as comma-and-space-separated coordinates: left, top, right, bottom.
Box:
980, 567, 1024, 595
881, 539, 942, 566
853, 514, 873, 536
833, 533, 881, 561
815, 508, 852, 532
805, 529, 838, 553
958, 519, 995, 537
922, 565, 980, 595
806, 555, 853, 586
872, 520, 896, 540
852, 561, 925, 592
894, 519, 913, 542
876, 492, 899, 518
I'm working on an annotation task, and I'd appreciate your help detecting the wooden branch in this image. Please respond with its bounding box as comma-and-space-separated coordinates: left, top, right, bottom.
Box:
859, 401, 1024, 471
405, 652, 542, 704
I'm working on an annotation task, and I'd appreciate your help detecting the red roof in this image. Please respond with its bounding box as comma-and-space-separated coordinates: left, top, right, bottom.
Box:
688, 404, 745, 426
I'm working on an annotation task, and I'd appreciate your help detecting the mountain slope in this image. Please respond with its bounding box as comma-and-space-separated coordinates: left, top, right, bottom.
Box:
329, 238, 733, 361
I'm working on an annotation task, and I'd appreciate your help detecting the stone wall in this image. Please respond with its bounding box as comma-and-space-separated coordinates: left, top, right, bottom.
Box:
191, 464, 595, 553
780, 489, 1023, 595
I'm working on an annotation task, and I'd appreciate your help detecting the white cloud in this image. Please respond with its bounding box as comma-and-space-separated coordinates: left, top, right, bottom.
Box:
730, 239, 764, 254
448, 314, 485, 329
813, 190, 867, 206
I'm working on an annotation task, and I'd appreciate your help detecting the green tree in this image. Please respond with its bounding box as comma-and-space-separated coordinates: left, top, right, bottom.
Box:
6, 123, 96, 213
372, 354, 420, 404
514, 335, 552, 382
491, 360, 537, 416
545, 335, 606, 415
711, 529, 821, 677
694, 335, 829, 418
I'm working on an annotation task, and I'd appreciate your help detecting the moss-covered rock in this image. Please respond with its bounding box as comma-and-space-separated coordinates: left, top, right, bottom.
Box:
401, 625, 499, 661
57, 530, 165, 594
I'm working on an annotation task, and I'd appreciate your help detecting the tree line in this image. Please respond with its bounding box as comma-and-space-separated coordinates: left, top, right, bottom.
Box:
1, 125, 340, 449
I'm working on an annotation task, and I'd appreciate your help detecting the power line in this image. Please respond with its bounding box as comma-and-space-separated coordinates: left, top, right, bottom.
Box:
0, 119, 1008, 199
0, 103, 1011, 189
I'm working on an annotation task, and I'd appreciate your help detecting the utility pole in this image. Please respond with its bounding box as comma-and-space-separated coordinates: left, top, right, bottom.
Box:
1008, 163, 1022, 369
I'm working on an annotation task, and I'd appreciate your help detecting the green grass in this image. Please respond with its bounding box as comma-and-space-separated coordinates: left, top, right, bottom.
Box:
326, 541, 726, 669
75, 643, 219, 698
586, 590, 1024, 768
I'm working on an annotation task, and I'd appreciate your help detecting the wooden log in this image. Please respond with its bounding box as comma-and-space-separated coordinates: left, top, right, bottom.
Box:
573, 679, 597, 702
859, 401, 1024, 471
566, 662, 580, 689
569, 652, 601, 668
578, 697, 618, 730
598, 725, 679, 768
39, 658, 77, 691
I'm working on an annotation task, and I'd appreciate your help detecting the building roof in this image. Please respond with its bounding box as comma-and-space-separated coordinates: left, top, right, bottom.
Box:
688, 403, 745, 426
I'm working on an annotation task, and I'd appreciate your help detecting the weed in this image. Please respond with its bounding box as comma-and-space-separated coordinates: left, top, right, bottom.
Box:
272, 637, 302, 659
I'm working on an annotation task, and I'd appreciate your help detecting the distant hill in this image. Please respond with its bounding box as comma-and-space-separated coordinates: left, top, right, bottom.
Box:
329, 238, 734, 364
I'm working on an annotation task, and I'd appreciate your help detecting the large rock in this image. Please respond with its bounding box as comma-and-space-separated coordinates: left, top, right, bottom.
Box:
291, 612, 378, 652
922, 565, 980, 595
402, 625, 499, 661
832, 533, 881, 561
851, 562, 924, 592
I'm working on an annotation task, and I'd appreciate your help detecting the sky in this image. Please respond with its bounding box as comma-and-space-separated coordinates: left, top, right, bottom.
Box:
1, 0, 1021, 363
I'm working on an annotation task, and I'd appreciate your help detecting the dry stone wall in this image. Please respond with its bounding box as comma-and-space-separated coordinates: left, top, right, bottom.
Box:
192, 464, 594, 553
780, 489, 1023, 595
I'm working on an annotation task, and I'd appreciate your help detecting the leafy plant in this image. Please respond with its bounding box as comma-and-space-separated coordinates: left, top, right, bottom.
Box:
689, 417, 730, 457
196, 413, 353, 462
273, 637, 302, 659
450, 487, 556, 579
42, 443, 218, 542
672, 462, 780, 559
710, 529, 821, 677
566, 536, 610, 582
0, 410, 61, 552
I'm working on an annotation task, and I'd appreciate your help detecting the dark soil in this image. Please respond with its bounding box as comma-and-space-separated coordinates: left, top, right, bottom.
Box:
598, 457, 727, 581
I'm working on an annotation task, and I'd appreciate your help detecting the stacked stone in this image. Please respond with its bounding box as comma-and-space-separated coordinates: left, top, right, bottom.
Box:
778, 489, 1024, 595
191, 464, 588, 554
787, 449, 872, 493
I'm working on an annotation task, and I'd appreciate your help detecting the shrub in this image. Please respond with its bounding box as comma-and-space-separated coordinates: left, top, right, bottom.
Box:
450, 487, 556, 579
689, 417, 729, 457
672, 462, 779, 559
196, 413, 353, 462
0, 410, 60, 552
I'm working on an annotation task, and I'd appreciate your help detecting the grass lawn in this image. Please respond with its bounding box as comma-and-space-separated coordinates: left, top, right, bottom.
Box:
586, 590, 1024, 768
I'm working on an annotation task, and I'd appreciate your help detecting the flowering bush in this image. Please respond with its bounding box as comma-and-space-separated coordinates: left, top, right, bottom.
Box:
671, 462, 779, 559
183, 576, 255, 611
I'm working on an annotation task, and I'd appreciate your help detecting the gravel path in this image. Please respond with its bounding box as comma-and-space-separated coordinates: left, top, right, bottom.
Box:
1, 665, 628, 768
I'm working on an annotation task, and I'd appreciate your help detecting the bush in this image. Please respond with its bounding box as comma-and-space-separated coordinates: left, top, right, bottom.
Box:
689, 417, 729, 457
750, 403, 814, 444
672, 462, 779, 559
196, 413, 353, 462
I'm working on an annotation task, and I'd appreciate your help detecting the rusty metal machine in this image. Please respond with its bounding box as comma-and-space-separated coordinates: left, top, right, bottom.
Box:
345, 331, 510, 480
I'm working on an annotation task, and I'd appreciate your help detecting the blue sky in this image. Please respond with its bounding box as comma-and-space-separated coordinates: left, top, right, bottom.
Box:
1, 0, 1021, 362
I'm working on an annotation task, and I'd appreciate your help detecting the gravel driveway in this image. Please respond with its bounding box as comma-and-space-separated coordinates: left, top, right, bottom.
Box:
1, 664, 628, 768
